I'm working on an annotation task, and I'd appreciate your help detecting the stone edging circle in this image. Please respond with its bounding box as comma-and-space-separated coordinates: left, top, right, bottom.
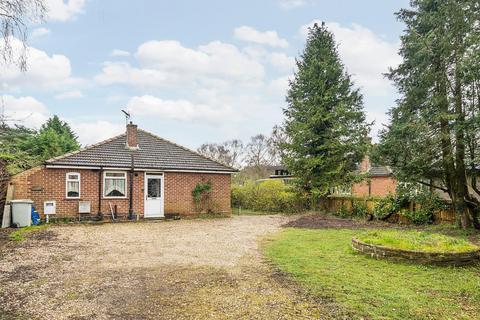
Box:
351, 237, 480, 266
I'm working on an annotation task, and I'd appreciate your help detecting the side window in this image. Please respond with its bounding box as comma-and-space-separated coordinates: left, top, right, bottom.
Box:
66, 172, 80, 198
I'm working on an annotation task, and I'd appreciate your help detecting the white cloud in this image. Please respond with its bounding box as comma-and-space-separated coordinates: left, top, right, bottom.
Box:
268, 52, 296, 71
0, 38, 77, 91
268, 76, 292, 96
126, 95, 234, 125
234, 26, 288, 48
110, 49, 131, 57
300, 20, 400, 96
0, 95, 50, 128
1, 94, 121, 146
54, 90, 83, 99
46, 0, 86, 22
278, 0, 307, 10
69, 120, 124, 146
31, 27, 51, 38
96, 40, 265, 88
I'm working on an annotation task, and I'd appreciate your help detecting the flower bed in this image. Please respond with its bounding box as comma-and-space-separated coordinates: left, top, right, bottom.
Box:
352, 230, 480, 266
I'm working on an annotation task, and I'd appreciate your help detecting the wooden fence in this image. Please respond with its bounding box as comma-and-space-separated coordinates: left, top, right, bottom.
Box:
324, 196, 457, 225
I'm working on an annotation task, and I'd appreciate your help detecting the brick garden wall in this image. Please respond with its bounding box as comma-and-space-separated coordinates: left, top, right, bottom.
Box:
352, 237, 480, 266
10, 167, 232, 218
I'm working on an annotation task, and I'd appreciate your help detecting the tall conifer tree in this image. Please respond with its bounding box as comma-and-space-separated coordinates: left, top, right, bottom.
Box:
376, 0, 480, 228
282, 23, 370, 194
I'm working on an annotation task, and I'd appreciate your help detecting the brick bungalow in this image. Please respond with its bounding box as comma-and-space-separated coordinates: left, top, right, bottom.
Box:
10, 123, 236, 219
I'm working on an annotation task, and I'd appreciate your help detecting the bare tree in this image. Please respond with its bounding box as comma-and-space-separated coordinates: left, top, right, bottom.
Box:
245, 134, 272, 167
269, 125, 288, 165
222, 139, 244, 168
197, 139, 245, 169
1, 0, 46, 71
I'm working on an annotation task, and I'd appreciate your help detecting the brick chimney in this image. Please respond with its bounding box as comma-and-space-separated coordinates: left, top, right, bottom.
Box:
359, 155, 371, 173
126, 121, 139, 150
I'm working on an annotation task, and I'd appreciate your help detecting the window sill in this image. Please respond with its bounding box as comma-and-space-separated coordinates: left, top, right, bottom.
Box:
102, 197, 128, 200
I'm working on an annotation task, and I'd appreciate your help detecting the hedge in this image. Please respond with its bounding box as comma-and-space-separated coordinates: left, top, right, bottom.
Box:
232, 180, 308, 213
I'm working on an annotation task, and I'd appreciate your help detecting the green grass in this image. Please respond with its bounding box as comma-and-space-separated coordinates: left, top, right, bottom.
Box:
357, 229, 479, 253
9, 225, 48, 241
264, 228, 480, 320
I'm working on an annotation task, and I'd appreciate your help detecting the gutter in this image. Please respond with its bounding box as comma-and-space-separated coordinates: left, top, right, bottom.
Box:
45, 164, 237, 174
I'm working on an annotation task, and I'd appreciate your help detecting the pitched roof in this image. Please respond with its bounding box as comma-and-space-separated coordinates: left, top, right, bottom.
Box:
46, 129, 236, 172
368, 165, 392, 177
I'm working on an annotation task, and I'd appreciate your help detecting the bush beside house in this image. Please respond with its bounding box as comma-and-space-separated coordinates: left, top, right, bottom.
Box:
232, 180, 308, 213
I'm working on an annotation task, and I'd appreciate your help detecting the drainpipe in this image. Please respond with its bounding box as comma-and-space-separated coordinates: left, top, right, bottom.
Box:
128, 153, 134, 220
98, 168, 103, 220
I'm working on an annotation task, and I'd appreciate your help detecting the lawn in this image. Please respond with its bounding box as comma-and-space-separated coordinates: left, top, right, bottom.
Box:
357, 229, 479, 253
264, 228, 480, 320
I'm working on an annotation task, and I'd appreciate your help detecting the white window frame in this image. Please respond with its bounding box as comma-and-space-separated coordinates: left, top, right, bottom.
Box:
66, 172, 81, 199
103, 171, 128, 199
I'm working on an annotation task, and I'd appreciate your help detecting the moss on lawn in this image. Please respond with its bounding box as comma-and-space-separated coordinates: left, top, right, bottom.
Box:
357, 229, 479, 253
9, 225, 48, 241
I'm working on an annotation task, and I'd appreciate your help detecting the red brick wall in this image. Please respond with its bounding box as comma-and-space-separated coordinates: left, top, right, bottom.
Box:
10, 167, 232, 218
352, 176, 397, 197
164, 172, 231, 215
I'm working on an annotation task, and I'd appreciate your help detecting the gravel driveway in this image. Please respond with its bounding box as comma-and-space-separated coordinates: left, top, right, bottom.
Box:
0, 215, 335, 320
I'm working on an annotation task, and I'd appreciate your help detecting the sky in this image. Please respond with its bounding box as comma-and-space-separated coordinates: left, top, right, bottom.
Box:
0, 0, 410, 149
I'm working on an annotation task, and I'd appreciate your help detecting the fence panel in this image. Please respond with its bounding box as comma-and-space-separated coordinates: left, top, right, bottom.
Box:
325, 196, 456, 225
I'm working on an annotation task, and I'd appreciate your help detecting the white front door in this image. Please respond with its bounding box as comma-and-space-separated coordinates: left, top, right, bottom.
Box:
144, 173, 164, 218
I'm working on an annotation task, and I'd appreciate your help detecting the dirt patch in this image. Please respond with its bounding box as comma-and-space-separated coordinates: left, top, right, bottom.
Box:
0, 215, 345, 319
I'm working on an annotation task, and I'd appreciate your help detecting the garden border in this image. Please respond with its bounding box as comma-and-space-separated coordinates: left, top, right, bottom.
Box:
351, 237, 480, 266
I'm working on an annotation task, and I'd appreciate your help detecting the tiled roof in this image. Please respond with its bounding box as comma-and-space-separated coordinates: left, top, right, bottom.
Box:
368, 165, 392, 177
46, 129, 236, 172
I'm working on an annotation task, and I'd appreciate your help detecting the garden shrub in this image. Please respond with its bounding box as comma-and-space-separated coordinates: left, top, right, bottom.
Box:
352, 200, 369, 218
372, 194, 400, 220
192, 181, 214, 213
336, 204, 351, 218
401, 208, 433, 225
369, 184, 449, 224
231, 180, 307, 213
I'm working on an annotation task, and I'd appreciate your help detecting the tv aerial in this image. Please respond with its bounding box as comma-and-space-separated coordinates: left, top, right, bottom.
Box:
121, 109, 131, 125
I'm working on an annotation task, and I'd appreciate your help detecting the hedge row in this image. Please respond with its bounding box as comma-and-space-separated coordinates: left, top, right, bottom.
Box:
231, 180, 309, 213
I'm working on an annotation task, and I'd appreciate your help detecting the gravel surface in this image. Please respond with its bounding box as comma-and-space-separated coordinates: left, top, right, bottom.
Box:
0, 215, 343, 319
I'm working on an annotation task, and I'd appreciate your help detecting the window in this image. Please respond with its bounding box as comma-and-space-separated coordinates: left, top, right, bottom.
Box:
103, 171, 127, 198
66, 172, 80, 198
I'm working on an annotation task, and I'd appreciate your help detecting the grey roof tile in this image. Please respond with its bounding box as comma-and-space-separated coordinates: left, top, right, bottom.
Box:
368, 166, 392, 176
46, 129, 236, 172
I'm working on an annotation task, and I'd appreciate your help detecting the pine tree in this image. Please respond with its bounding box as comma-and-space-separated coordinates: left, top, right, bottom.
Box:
20, 115, 80, 160
282, 23, 370, 194
375, 0, 480, 228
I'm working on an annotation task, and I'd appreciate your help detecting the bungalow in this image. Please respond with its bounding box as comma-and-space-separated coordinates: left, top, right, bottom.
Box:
10, 123, 236, 219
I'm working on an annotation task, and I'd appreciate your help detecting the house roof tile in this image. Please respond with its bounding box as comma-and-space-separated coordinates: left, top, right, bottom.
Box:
46, 129, 236, 172
368, 165, 392, 177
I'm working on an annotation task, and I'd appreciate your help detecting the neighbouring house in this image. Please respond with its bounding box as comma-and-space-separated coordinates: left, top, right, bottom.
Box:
267, 165, 291, 179
10, 123, 236, 219
351, 155, 397, 197
331, 155, 397, 198
249, 165, 295, 184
